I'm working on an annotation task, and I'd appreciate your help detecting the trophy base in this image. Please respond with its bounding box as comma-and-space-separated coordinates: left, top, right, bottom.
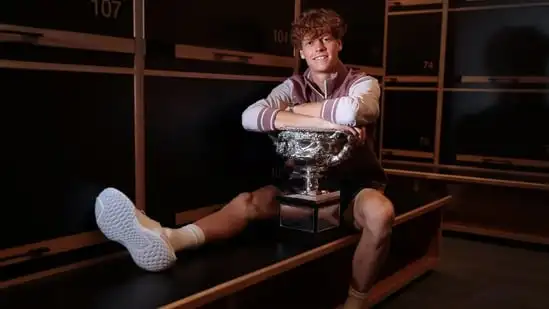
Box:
278, 191, 341, 233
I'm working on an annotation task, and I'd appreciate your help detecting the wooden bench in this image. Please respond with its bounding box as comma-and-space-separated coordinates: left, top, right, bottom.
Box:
0, 181, 450, 309
383, 161, 549, 246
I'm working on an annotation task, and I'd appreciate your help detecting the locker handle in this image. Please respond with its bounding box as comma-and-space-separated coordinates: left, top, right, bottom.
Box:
213, 52, 252, 64
482, 158, 513, 166
488, 77, 517, 83
0, 30, 43, 43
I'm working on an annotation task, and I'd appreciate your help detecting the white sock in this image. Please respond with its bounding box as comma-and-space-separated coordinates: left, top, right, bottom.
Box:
342, 286, 368, 309
134, 209, 205, 252
163, 224, 206, 252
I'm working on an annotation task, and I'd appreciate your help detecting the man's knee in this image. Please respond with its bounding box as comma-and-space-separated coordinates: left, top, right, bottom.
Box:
354, 188, 395, 240
223, 185, 281, 221
223, 192, 254, 218
248, 185, 281, 220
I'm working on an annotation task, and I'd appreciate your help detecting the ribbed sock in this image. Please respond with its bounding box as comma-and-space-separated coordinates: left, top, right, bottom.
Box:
163, 224, 206, 251
134, 210, 205, 252
341, 286, 368, 309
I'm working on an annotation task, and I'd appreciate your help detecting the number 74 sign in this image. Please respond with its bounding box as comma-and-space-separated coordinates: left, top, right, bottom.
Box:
423, 60, 434, 70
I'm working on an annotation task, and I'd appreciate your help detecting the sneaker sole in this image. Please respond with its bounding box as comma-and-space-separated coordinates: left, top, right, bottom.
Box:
95, 187, 176, 272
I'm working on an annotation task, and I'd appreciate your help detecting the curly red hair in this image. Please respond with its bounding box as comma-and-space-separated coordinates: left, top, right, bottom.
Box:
291, 9, 347, 48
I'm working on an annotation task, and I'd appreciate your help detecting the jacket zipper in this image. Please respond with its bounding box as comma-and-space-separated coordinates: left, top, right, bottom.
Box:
308, 80, 327, 99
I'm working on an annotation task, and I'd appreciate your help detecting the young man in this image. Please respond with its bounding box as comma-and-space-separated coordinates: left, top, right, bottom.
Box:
241, 8, 394, 309
95, 8, 393, 309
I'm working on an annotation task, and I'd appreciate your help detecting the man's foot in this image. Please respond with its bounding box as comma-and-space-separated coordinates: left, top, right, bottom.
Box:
95, 187, 177, 272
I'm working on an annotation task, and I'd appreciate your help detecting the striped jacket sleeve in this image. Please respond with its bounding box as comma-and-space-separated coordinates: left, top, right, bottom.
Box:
319, 76, 381, 126
241, 79, 294, 132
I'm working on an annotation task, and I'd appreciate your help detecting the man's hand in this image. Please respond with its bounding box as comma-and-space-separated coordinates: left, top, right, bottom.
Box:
325, 123, 366, 142
356, 126, 367, 144
248, 185, 280, 220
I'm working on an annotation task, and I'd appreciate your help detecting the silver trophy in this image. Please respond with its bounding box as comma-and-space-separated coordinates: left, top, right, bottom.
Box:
271, 128, 357, 233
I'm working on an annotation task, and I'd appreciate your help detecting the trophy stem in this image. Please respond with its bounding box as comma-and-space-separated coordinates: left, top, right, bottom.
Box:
303, 167, 321, 195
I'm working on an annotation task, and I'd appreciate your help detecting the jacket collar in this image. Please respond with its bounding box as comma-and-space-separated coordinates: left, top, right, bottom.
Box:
302, 60, 349, 98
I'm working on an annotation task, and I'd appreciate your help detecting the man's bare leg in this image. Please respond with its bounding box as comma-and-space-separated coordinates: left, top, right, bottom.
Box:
95, 185, 280, 272
174, 185, 280, 245
340, 188, 395, 309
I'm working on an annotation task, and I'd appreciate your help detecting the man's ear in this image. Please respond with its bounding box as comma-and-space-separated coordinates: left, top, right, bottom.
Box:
337, 40, 343, 51
300, 50, 305, 59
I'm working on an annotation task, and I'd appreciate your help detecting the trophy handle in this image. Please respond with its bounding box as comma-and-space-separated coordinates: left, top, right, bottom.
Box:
328, 131, 356, 166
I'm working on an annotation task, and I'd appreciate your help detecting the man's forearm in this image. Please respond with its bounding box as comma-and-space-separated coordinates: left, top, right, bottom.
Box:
273, 110, 334, 130
289, 76, 382, 126
289, 102, 323, 118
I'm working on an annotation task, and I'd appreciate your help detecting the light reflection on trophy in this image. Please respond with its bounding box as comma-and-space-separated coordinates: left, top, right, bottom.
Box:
271, 128, 357, 233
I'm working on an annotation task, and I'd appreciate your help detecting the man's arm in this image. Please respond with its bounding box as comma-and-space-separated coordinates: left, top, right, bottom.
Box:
241, 79, 347, 132
290, 76, 381, 126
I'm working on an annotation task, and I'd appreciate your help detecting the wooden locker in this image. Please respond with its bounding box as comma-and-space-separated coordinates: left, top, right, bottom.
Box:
382, 90, 438, 162
440, 91, 549, 172
445, 5, 549, 88
1, 68, 135, 250
386, 12, 442, 77
0, 0, 134, 38
144, 0, 295, 77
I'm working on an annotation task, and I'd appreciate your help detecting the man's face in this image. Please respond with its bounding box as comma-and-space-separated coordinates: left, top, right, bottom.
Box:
300, 33, 342, 73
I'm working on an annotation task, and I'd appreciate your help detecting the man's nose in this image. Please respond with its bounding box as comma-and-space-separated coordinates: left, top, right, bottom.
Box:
313, 40, 326, 51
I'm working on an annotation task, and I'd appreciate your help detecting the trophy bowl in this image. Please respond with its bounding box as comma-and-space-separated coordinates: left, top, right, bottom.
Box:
271, 128, 357, 196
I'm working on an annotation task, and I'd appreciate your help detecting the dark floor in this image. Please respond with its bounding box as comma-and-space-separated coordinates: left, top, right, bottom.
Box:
376, 235, 549, 309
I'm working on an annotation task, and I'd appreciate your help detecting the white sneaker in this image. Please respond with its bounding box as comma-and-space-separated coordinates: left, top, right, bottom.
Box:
95, 187, 177, 272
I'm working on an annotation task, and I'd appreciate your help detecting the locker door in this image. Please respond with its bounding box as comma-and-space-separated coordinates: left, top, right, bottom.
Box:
1, 68, 135, 250
0, 0, 134, 38
382, 90, 437, 162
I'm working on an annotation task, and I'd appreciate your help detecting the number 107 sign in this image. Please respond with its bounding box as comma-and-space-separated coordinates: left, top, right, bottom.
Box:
91, 0, 124, 19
